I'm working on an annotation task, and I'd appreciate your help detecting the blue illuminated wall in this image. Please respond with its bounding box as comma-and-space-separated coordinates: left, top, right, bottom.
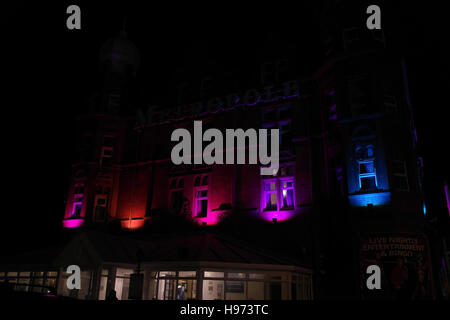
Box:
348, 191, 391, 207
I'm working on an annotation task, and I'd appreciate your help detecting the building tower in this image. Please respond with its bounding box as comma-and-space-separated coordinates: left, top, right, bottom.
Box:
315, 0, 431, 299
62, 28, 140, 229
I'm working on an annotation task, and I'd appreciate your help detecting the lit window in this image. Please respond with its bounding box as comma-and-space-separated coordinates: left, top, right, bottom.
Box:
178, 271, 196, 278
204, 271, 224, 278
263, 177, 295, 212
264, 182, 278, 211
194, 189, 208, 218
281, 181, 294, 210
359, 160, 377, 190
228, 273, 246, 279
159, 271, 176, 278
72, 202, 82, 218
356, 144, 375, 159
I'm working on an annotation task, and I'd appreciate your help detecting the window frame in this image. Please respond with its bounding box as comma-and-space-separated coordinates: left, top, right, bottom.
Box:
193, 186, 208, 218
358, 159, 378, 190
391, 160, 409, 191
261, 165, 296, 213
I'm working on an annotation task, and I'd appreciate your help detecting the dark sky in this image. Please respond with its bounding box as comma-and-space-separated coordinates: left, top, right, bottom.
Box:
1, 1, 448, 255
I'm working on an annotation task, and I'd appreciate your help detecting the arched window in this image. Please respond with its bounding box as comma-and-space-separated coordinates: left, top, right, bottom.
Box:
194, 176, 201, 186
356, 144, 375, 159
202, 176, 208, 186
367, 144, 374, 157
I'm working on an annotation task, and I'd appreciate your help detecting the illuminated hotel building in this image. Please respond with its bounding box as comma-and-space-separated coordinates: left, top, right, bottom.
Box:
1, 2, 449, 300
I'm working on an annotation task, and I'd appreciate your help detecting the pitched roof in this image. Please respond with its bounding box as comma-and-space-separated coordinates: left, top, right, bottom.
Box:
66, 230, 303, 267
2, 230, 309, 270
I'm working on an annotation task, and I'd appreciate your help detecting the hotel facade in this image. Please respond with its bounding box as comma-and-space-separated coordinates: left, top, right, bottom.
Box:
2, 1, 449, 300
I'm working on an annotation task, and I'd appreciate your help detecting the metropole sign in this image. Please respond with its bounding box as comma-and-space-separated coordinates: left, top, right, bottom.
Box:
136, 80, 300, 126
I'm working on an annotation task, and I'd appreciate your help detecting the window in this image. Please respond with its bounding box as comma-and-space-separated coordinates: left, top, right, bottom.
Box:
154, 271, 197, 300
392, 160, 409, 191
281, 181, 295, 210
94, 184, 110, 221
249, 274, 265, 280
343, 27, 360, 50
262, 107, 293, 152
108, 94, 121, 113
349, 77, 370, 117
169, 178, 185, 215
103, 136, 116, 147
359, 160, 377, 190
204, 271, 224, 278
178, 271, 196, 278
114, 268, 133, 300
194, 175, 208, 187
194, 189, 208, 218
72, 188, 83, 218
264, 182, 278, 211
263, 178, 295, 212
371, 29, 385, 44
356, 144, 374, 159
355, 143, 377, 191
74, 184, 84, 195
384, 94, 398, 113
193, 175, 208, 218
100, 135, 116, 167
94, 196, 107, 221
98, 269, 109, 300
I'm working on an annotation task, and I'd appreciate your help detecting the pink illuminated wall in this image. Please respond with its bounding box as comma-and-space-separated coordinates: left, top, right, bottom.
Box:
445, 181, 450, 217
116, 165, 152, 226
63, 218, 84, 229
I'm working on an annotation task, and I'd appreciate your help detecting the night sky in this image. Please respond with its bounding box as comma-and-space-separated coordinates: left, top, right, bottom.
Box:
1, 1, 448, 255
